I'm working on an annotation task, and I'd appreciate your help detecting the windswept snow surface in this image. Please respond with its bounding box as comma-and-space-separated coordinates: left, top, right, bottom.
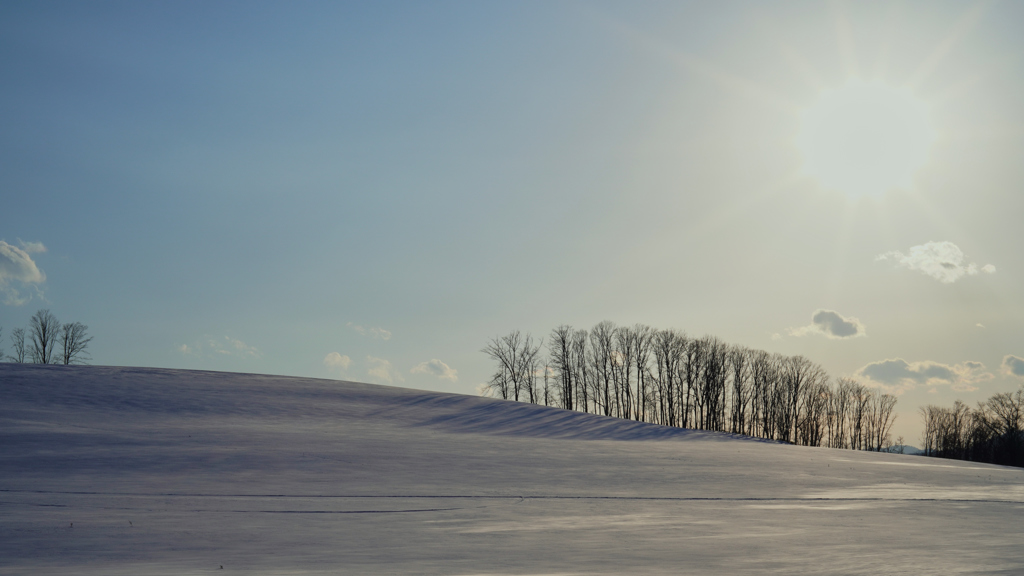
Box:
2, 365, 1023, 575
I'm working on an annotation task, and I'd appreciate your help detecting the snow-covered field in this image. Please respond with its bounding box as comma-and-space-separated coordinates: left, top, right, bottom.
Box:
2, 364, 1023, 575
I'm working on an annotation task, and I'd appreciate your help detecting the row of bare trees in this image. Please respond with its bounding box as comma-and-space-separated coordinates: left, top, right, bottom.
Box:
2, 309, 92, 365
920, 388, 1024, 468
483, 322, 898, 450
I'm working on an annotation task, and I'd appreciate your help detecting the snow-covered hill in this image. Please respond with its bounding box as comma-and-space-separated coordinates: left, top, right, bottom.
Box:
2, 364, 1022, 575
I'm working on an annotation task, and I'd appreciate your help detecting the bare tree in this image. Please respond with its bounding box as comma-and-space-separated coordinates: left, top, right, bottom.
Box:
728, 346, 751, 434
589, 321, 616, 417
893, 436, 906, 454
796, 378, 830, 447
947, 400, 972, 459
828, 379, 856, 448
698, 337, 728, 432
613, 325, 635, 420
867, 393, 898, 451
652, 329, 684, 427
29, 309, 61, 364
542, 364, 553, 406
523, 339, 542, 404
920, 404, 941, 456
482, 331, 542, 402
548, 326, 575, 410
749, 350, 779, 439
8, 327, 27, 363
571, 329, 590, 413
680, 336, 702, 429
60, 322, 93, 365
982, 390, 1023, 437
848, 381, 872, 450
776, 356, 822, 443
487, 365, 512, 400
630, 324, 654, 421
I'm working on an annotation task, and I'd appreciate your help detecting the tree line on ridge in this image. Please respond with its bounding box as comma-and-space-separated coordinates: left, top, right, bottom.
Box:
920, 388, 1024, 468
482, 322, 899, 451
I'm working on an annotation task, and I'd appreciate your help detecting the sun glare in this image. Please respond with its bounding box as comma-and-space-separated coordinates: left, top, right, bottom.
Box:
797, 80, 936, 198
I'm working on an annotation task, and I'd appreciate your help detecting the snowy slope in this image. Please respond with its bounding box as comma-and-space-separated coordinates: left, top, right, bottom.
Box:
2, 364, 1023, 575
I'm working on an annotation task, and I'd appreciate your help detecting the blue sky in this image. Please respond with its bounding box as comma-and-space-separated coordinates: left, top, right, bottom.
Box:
3, 0, 1023, 441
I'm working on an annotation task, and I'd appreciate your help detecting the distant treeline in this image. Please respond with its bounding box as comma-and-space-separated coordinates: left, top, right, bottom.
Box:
482, 322, 898, 451
920, 388, 1024, 468
2, 309, 92, 365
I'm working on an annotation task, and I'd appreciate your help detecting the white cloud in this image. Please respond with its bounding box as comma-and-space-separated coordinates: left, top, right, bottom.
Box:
179, 336, 262, 359
789, 309, 865, 339
411, 359, 458, 382
18, 240, 47, 254
347, 322, 392, 340
0, 240, 47, 306
323, 352, 352, 372
1002, 355, 1024, 379
855, 358, 993, 394
876, 241, 995, 284
220, 336, 260, 357
367, 356, 403, 384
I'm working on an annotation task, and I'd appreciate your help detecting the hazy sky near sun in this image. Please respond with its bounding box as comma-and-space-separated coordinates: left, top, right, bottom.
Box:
3, 0, 1023, 442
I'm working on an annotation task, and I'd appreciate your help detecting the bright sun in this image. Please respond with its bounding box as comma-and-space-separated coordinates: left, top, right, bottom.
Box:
797, 79, 936, 198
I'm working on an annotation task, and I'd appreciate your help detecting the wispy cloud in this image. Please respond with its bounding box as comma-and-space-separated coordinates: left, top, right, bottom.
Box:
876, 241, 995, 283
18, 240, 46, 254
855, 358, 993, 394
411, 359, 458, 382
0, 240, 47, 306
323, 352, 352, 372
348, 322, 392, 340
179, 336, 262, 359
789, 309, 865, 339
1002, 355, 1024, 379
367, 356, 403, 384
